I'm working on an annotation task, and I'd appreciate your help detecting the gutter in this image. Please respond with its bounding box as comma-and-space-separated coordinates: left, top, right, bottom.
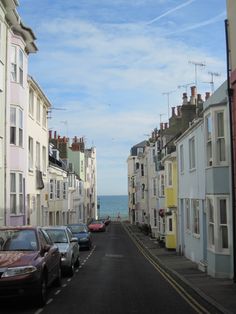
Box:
225, 19, 236, 283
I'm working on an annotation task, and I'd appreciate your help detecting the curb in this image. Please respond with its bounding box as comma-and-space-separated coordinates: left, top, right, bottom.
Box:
122, 223, 232, 314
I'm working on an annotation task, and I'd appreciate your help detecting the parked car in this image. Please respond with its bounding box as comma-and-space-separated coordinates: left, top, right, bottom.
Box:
88, 220, 106, 232
0, 226, 61, 307
43, 226, 80, 276
67, 223, 92, 250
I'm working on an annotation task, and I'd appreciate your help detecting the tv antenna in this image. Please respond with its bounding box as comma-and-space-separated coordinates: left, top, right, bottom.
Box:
208, 71, 220, 93
188, 61, 206, 89
47, 107, 66, 119
177, 82, 194, 93
162, 90, 176, 119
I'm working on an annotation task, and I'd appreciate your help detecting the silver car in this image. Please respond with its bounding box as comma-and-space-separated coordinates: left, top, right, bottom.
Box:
43, 226, 80, 276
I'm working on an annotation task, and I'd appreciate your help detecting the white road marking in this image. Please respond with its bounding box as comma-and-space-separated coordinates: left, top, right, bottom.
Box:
54, 290, 61, 295
46, 298, 53, 305
62, 283, 67, 288
67, 278, 72, 282
34, 309, 43, 314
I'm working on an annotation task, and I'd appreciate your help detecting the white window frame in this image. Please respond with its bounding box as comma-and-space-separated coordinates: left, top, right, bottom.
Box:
205, 107, 228, 167
42, 105, 47, 128
0, 137, 3, 168
10, 172, 23, 214
42, 146, 46, 174
192, 199, 200, 236
10, 106, 23, 147
185, 198, 190, 232
206, 195, 230, 253
215, 110, 226, 164
28, 136, 33, 171
165, 161, 172, 187
189, 136, 196, 170
11, 45, 24, 86
36, 97, 41, 123
50, 179, 54, 200
29, 89, 34, 117
36, 142, 40, 170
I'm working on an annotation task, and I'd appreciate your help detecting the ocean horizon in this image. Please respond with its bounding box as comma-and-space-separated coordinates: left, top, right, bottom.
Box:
97, 195, 129, 221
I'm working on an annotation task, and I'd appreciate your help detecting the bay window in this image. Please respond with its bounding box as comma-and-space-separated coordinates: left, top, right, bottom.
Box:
10, 106, 23, 147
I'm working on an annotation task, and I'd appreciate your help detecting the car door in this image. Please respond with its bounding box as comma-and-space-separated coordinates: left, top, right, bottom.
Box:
66, 228, 79, 262
38, 229, 59, 284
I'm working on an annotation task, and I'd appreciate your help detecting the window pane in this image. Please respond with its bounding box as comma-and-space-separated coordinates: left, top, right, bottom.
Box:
19, 173, 23, 193
219, 199, 227, 224
209, 224, 214, 245
10, 107, 16, 125
10, 173, 16, 192
19, 194, 23, 213
10, 127, 16, 144
206, 115, 212, 139
10, 195, 16, 214
19, 128, 23, 147
221, 226, 228, 249
208, 199, 214, 222
217, 138, 225, 162
217, 112, 224, 137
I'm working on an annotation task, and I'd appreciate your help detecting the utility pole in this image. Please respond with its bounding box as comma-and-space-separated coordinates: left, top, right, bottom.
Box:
189, 60, 206, 89
162, 90, 176, 119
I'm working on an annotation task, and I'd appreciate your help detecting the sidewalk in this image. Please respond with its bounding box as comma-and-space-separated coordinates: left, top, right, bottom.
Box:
124, 222, 236, 314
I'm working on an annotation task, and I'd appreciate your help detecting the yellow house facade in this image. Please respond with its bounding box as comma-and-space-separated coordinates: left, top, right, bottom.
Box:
163, 152, 177, 249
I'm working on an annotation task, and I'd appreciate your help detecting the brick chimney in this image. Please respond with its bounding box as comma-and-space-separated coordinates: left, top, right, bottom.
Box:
176, 105, 181, 116
205, 92, 211, 101
164, 122, 168, 129
171, 107, 176, 117
190, 86, 197, 105
49, 130, 52, 139
182, 93, 188, 105
54, 131, 57, 139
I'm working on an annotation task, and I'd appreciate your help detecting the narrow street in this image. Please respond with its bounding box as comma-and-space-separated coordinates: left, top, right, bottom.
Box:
1, 222, 200, 314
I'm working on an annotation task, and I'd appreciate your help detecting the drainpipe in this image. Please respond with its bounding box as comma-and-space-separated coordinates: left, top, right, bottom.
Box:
225, 19, 236, 283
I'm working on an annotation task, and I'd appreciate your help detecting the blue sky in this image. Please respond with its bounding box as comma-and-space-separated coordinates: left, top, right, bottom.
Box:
18, 0, 227, 195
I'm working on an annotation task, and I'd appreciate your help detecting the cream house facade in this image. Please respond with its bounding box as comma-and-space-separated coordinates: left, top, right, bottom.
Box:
26, 76, 50, 226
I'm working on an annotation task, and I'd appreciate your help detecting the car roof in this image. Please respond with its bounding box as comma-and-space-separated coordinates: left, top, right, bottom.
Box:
43, 226, 68, 230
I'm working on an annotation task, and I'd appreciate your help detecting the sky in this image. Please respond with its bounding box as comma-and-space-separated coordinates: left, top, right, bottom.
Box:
18, 0, 227, 196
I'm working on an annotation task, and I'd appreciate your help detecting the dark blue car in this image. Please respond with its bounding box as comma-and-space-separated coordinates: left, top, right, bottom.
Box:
67, 224, 92, 250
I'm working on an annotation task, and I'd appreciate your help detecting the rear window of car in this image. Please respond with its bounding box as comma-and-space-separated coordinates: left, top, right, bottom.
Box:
0, 229, 38, 251
68, 225, 88, 233
45, 229, 68, 243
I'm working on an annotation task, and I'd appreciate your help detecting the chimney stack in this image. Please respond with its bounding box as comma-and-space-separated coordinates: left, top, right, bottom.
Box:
182, 93, 188, 105
49, 130, 52, 139
190, 86, 197, 105
177, 105, 181, 116
54, 131, 57, 139
164, 122, 168, 129
171, 107, 176, 117
160, 122, 163, 130
205, 92, 211, 101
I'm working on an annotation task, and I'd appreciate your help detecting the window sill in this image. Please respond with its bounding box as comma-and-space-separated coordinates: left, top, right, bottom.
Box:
193, 233, 200, 239
207, 247, 230, 255
28, 168, 34, 174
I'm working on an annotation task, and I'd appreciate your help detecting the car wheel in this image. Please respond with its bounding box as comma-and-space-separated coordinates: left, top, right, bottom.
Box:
37, 273, 47, 307
54, 265, 62, 287
74, 256, 80, 267
68, 259, 75, 276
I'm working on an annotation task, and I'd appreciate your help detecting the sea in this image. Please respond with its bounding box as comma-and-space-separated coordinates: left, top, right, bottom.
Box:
97, 195, 129, 221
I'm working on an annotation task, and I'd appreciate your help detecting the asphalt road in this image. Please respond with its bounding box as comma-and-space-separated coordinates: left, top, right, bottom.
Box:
2, 222, 197, 314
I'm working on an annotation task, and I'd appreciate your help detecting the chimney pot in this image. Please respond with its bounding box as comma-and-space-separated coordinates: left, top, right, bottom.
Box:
54, 131, 57, 139
171, 107, 176, 117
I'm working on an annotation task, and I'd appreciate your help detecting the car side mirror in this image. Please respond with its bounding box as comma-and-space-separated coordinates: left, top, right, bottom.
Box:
71, 237, 78, 243
41, 244, 51, 254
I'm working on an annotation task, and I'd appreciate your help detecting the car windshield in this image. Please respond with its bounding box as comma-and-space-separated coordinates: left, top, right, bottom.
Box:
0, 229, 38, 251
45, 229, 68, 243
68, 225, 88, 233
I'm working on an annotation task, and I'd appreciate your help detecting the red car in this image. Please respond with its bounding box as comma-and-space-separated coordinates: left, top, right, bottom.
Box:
0, 226, 61, 307
88, 220, 106, 232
